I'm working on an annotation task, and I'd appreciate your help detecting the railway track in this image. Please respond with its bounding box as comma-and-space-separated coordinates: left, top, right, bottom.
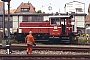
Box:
0, 44, 90, 52
0, 45, 90, 52
0, 44, 90, 60
0, 54, 90, 60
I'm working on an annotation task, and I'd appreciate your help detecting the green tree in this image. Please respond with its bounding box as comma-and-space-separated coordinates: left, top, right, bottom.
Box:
36, 10, 45, 13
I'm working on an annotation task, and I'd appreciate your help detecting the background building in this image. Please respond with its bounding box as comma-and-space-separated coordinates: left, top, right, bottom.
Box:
72, 13, 86, 33
88, 3, 90, 15
0, 1, 3, 31
0, 1, 36, 34
64, 0, 85, 14
15, 2, 36, 13
40, 3, 60, 14
0, 1, 3, 14
64, 0, 86, 33
85, 3, 90, 34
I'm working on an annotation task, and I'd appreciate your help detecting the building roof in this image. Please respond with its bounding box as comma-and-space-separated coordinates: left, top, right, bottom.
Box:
5, 9, 16, 14
0, 13, 86, 16
15, 2, 35, 13
64, 0, 85, 7
86, 15, 90, 22
0, 2, 2, 10
66, 0, 84, 4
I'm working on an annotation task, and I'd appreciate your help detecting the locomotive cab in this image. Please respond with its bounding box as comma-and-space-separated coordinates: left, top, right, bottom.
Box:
49, 15, 72, 36
49, 15, 73, 44
50, 18, 66, 36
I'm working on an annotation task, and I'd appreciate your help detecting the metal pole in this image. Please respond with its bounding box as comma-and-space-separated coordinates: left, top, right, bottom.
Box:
8, 1, 10, 44
2, 2, 5, 39
7, 1, 11, 54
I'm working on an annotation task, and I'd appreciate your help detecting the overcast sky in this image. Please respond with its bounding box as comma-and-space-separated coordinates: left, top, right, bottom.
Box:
3, 0, 90, 14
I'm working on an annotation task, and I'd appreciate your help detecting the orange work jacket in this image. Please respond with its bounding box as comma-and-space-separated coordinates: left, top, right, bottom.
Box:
25, 34, 34, 43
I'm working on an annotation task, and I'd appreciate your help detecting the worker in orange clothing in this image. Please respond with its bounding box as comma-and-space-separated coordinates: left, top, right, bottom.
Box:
25, 31, 36, 54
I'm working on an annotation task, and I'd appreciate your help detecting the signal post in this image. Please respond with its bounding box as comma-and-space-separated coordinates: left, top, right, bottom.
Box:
1, 0, 11, 54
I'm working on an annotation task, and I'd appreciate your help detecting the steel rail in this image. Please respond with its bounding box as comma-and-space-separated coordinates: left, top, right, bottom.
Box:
0, 45, 90, 52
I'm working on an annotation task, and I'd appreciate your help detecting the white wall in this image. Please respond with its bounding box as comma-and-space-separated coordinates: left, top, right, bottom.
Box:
75, 16, 85, 27
19, 16, 23, 22
43, 16, 49, 21
13, 16, 18, 29
74, 16, 85, 32
64, 1, 85, 13
41, 3, 60, 13
13, 16, 23, 29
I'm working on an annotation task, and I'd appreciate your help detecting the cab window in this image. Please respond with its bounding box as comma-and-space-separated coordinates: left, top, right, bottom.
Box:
51, 18, 60, 25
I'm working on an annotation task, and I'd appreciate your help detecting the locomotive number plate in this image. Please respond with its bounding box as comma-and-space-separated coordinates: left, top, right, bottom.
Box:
54, 26, 57, 29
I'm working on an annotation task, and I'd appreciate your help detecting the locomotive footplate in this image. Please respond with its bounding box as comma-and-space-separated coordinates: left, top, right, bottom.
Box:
49, 36, 60, 44
49, 36, 60, 39
35, 40, 49, 42
60, 36, 71, 44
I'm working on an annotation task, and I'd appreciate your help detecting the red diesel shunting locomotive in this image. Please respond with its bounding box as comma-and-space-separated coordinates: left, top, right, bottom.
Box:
14, 14, 76, 44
